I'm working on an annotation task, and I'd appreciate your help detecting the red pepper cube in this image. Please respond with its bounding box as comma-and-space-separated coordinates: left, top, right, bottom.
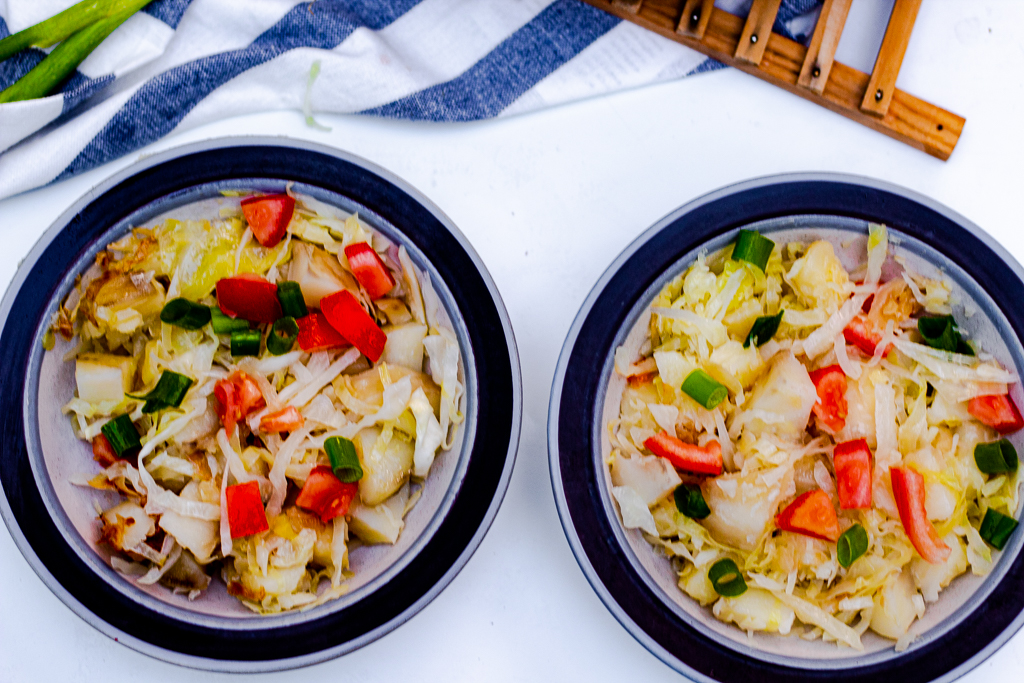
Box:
216, 274, 282, 324
968, 393, 1024, 434
214, 371, 266, 434
843, 315, 884, 356
344, 242, 396, 300
296, 311, 349, 352
241, 194, 295, 248
92, 434, 119, 468
320, 289, 387, 363
775, 489, 841, 542
809, 364, 848, 433
296, 466, 358, 523
260, 406, 304, 434
226, 480, 269, 539
890, 466, 951, 564
643, 431, 722, 476
833, 438, 872, 509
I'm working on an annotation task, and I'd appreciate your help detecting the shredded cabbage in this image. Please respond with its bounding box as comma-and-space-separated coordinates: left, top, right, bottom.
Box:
52, 192, 463, 613
608, 229, 1022, 649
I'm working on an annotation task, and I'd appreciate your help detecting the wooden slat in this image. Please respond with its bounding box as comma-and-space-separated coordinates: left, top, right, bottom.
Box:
860, 0, 922, 117
734, 0, 783, 65
610, 0, 643, 13
676, 0, 715, 39
798, 0, 853, 94
581, 0, 963, 160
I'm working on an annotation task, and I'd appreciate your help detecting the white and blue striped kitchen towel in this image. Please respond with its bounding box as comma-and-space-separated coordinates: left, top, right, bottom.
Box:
0, 0, 821, 200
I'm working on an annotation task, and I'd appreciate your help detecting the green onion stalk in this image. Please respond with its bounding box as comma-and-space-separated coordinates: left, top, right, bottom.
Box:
0, 0, 154, 104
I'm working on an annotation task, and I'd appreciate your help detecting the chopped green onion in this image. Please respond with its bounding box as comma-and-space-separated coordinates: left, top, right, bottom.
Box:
325, 436, 363, 483
267, 316, 299, 355
744, 309, 784, 348
211, 307, 250, 334
681, 369, 728, 410
979, 509, 1019, 550
129, 371, 193, 413
100, 414, 141, 458
974, 439, 1018, 475
276, 281, 308, 319
708, 558, 747, 597
0, 0, 152, 61
674, 484, 710, 519
160, 298, 211, 330
732, 229, 775, 272
837, 524, 869, 568
231, 330, 262, 357
0, 2, 151, 104
917, 315, 974, 356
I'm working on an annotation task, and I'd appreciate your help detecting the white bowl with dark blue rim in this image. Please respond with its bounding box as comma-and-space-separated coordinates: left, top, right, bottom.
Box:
549, 173, 1024, 683
0, 137, 521, 672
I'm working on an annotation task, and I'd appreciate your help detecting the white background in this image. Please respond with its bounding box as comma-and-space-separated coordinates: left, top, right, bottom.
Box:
2, 1, 1023, 681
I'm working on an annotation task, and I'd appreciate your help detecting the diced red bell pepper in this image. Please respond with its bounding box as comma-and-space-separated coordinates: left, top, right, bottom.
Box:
216, 274, 282, 324
833, 438, 872, 509
775, 489, 841, 542
643, 431, 722, 476
241, 194, 295, 248
214, 371, 266, 434
843, 314, 884, 356
226, 480, 269, 538
295, 466, 359, 523
259, 406, 304, 434
320, 289, 388, 363
968, 394, 1024, 434
344, 242, 396, 300
92, 434, 119, 468
296, 311, 349, 352
890, 466, 951, 564
809, 364, 848, 432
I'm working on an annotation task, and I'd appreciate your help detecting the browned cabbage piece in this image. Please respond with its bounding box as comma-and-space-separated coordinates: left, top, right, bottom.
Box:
288, 242, 360, 308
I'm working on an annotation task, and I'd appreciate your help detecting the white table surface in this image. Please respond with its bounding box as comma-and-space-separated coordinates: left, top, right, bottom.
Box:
3, 1, 1024, 681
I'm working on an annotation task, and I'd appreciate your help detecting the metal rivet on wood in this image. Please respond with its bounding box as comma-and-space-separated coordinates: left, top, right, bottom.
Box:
589, 0, 963, 160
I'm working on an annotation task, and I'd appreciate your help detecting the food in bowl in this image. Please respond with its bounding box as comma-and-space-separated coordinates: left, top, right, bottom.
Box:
50, 190, 464, 614
609, 225, 1021, 649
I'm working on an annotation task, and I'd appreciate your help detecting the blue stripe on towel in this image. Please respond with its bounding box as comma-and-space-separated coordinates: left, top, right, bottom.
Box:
55, 0, 423, 182
362, 0, 619, 122
143, 0, 195, 29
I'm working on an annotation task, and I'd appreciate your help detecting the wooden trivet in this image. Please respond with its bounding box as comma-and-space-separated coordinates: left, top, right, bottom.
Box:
589, 0, 963, 160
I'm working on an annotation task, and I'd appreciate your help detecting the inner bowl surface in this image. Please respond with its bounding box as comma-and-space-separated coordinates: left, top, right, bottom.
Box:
0, 138, 520, 671
550, 174, 1024, 683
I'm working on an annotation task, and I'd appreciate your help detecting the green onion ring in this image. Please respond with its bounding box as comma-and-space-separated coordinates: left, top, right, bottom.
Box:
325, 436, 363, 483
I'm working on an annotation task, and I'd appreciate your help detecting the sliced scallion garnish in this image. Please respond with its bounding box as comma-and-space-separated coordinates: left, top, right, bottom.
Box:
211, 307, 250, 334
979, 509, 1019, 550
708, 558, 746, 597
974, 439, 1018, 475
325, 436, 363, 483
744, 309, 784, 348
129, 371, 193, 413
267, 316, 299, 355
100, 414, 141, 458
918, 315, 974, 356
230, 330, 262, 357
277, 281, 308, 319
674, 484, 710, 519
681, 369, 728, 410
160, 298, 211, 330
732, 229, 775, 272
837, 524, 868, 568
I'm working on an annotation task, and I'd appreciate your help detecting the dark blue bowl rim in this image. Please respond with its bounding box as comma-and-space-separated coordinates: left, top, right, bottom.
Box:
548, 173, 1024, 683
0, 137, 521, 671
